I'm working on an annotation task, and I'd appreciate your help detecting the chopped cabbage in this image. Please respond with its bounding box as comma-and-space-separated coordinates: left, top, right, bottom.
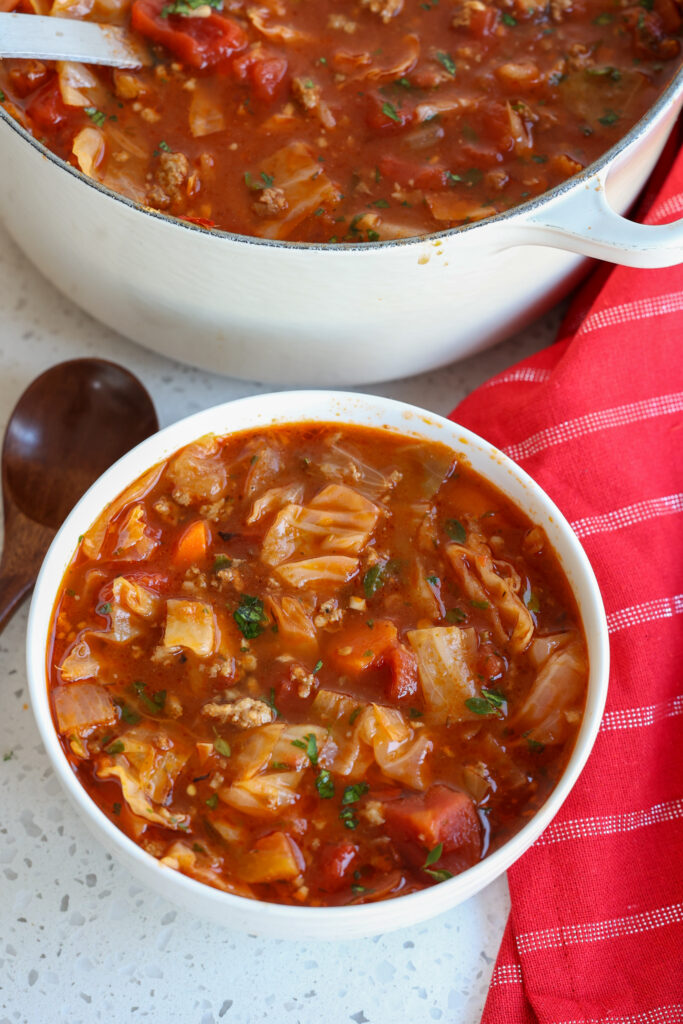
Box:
163, 598, 216, 656
407, 625, 479, 722
53, 682, 116, 735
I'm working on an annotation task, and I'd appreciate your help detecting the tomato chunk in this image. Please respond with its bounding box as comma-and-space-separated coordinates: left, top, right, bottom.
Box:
131, 0, 247, 70
317, 842, 358, 892
173, 519, 210, 566
378, 155, 449, 190
383, 643, 419, 702
383, 785, 482, 873
26, 77, 69, 130
232, 48, 288, 103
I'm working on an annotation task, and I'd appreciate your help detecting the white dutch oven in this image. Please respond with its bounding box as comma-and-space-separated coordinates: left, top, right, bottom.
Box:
1, 73, 682, 385
26, 391, 610, 940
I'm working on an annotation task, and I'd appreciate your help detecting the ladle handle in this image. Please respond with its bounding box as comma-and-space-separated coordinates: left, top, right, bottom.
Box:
0, 502, 54, 632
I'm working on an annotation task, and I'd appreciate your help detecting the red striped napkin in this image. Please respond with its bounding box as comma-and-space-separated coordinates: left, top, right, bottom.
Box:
451, 134, 683, 1021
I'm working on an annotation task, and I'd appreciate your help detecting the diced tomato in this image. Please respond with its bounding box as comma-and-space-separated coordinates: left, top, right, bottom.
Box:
6, 59, 50, 98
468, 4, 499, 36
273, 663, 318, 715
328, 618, 398, 674
131, 0, 247, 70
366, 94, 413, 133
232, 48, 288, 103
25, 77, 69, 130
317, 842, 358, 892
654, 0, 681, 33
383, 643, 419, 702
383, 785, 482, 873
378, 155, 449, 190
173, 519, 210, 565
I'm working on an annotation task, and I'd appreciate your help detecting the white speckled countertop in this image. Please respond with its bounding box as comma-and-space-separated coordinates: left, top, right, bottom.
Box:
0, 220, 566, 1024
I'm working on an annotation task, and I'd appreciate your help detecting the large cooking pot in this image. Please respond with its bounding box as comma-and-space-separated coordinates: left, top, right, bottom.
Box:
1, 70, 682, 385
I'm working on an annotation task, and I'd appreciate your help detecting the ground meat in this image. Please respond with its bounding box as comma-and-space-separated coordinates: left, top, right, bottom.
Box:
148, 151, 189, 209
550, 0, 572, 21
360, 0, 403, 22
359, 800, 386, 825
451, 0, 486, 28
566, 42, 595, 69
113, 71, 146, 100
327, 12, 357, 31
202, 697, 275, 728
291, 665, 316, 699
292, 76, 321, 112
252, 186, 288, 218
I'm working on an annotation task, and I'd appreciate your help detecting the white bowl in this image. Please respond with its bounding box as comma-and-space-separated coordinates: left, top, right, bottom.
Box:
26, 391, 609, 939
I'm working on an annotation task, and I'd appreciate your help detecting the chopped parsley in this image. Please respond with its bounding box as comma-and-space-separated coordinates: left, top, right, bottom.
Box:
96, 602, 112, 615
315, 769, 335, 799
244, 171, 275, 191
363, 563, 386, 597
409, 707, 423, 719
3, 750, 14, 762
598, 108, 620, 126
349, 707, 362, 725
382, 101, 401, 123
351, 883, 371, 893
523, 731, 545, 752
233, 594, 267, 639
470, 598, 490, 610
465, 688, 507, 716
162, 0, 221, 14
206, 793, 218, 809
372, 198, 390, 208
112, 802, 121, 815
340, 808, 359, 829
84, 107, 106, 128
435, 51, 456, 77
427, 575, 440, 585
502, 11, 517, 24
446, 607, 467, 624
444, 519, 466, 543
342, 782, 369, 805
0, 90, 5, 103
423, 866, 454, 882
132, 680, 166, 715
213, 737, 231, 757
532, 154, 549, 164
105, 739, 125, 755
587, 66, 622, 82
116, 701, 141, 725
424, 842, 444, 867
264, 687, 279, 718
291, 732, 319, 766
158, 139, 172, 152
313, 659, 323, 673
213, 554, 232, 572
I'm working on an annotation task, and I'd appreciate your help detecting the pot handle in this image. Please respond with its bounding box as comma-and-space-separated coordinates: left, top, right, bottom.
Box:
517, 169, 683, 269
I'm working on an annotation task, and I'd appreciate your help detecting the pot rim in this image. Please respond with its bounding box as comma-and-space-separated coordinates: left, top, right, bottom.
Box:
26, 390, 610, 937
1, 60, 682, 253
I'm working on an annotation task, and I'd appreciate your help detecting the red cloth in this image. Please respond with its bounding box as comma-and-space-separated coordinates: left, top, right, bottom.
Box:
451, 140, 683, 1021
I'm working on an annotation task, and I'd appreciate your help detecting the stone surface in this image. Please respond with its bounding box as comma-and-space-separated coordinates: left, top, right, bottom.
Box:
0, 219, 566, 1024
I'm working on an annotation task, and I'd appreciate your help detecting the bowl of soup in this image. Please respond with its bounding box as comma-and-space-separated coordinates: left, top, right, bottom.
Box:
26, 390, 609, 938
1, 0, 682, 382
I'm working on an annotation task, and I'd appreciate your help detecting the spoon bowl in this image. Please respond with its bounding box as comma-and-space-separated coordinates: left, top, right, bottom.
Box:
0, 358, 158, 630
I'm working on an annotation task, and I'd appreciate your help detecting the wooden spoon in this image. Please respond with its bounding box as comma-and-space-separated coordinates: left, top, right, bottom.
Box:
0, 358, 158, 631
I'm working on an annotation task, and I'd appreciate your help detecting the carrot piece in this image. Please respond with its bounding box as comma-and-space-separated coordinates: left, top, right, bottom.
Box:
196, 741, 214, 766
173, 520, 210, 565
328, 618, 398, 674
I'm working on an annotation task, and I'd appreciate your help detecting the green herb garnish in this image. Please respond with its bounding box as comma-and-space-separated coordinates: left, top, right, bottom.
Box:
315, 769, 335, 799
444, 519, 466, 543
363, 563, 386, 598
340, 808, 359, 829
342, 782, 369, 805
213, 554, 232, 571
598, 108, 620, 126
502, 11, 517, 24
465, 688, 507, 716
84, 107, 106, 128
105, 739, 124, 755
206, 793, 218, 809
291, 732, 319, 766
446, 607, 467, 624
435, 51, 456, 76
214, 737, 231, 757
96, 602, 112, 615
382, 101, 401, 123
132, 680, 166, 715
161, 0, 221, 15
233, 594, 267, 639
244, 171, 275, 191
424, 842, 443, 867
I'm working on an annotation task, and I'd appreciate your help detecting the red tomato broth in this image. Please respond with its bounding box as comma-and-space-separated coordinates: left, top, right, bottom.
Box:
47, 423, 588, 907
1, 0, 681, 241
